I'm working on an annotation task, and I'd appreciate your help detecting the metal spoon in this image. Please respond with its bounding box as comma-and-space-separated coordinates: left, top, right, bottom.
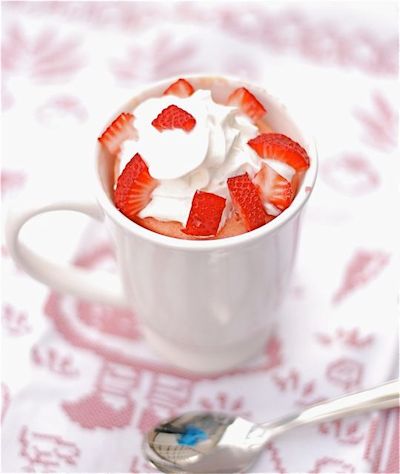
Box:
144, 379, 399, 473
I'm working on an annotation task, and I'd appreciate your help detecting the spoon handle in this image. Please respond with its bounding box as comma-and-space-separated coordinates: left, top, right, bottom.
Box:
266, 379, 399, 435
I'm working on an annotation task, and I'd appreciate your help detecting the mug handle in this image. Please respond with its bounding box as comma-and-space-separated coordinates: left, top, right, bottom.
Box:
5, 196, 128, 308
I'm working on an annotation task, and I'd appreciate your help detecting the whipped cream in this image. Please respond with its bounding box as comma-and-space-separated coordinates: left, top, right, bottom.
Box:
119, 89, 295, 225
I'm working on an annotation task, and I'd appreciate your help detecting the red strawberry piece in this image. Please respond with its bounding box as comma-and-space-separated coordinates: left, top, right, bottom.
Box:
227, 173, 270, 231
114, 153, 158, 220
163, 78, 195, 97
183, 191, 226, 237
248, 133, 310, 172
152, 105, 196, 132
253, 163, 295, 211
227, 87, 267, 122
98, 112, 135, 155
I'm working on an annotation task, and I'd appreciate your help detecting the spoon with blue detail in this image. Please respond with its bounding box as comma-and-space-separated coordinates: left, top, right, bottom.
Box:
143, 379, 399, 473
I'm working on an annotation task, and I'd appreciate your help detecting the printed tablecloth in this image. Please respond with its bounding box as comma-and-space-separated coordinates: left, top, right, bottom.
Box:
2, 2, 399, 473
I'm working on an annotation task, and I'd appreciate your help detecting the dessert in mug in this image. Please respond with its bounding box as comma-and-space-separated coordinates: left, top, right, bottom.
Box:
98, 78, 310, 239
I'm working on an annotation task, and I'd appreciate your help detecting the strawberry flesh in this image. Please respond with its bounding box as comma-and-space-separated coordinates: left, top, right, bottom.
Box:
291, 171, 302, 196
227, 87, 266, 122
152, 105, 196, 132
98, 112, 135, 155
253, 163, 295, 211
183, 191, 226, 237
163, 78, 195, 97
217, 211, 247, 238
135, 216, 194, 240
248, 133, 310, 172
114, 153, 158, 220
227, 173, 270, 231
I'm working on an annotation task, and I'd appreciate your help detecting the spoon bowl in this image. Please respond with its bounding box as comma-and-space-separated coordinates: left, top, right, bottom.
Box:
144, 411, 264, 473
144, 380, 399, 473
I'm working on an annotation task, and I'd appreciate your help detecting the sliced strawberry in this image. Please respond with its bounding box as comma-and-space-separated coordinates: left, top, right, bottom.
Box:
163, 78, 195, 97
291, 171, 302, 196
134, 216, 195, 240
227, 87, 266, 122
256, 119, 274, 134
139, 213, 244, 240
253, 163, 295, 211
114, 153, 158, 220
98, 112, 135, 155
227, 173, 269, 231
183, 191, 226, 237
152, 105, 196, 132
217, 211, 247, 238
248, 133, 310, 172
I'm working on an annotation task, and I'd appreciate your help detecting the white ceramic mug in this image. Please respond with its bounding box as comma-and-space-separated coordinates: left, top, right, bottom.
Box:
6, 75, 317, 374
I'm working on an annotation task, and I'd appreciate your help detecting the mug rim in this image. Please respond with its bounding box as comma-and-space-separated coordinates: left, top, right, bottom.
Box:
94, 73, 318, 251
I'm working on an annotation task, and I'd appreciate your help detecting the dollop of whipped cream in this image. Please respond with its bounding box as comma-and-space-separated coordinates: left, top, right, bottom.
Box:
119, 89, 293, 225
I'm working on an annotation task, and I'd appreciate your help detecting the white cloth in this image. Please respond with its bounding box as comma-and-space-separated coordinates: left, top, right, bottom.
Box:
2, 2, 399, 473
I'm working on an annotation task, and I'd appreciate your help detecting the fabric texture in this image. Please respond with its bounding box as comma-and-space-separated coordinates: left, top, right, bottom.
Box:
2, 2, 399, 473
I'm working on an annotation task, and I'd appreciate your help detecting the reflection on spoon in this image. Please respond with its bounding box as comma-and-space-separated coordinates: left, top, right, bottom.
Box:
144, 379, 399, 473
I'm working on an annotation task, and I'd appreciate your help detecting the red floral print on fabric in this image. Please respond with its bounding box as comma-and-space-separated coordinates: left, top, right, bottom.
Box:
2, 24, 85, 81
326, 358, 363, 391
31, 346, 80, 377
333, 250, 390, 304
19, 426, 80, 472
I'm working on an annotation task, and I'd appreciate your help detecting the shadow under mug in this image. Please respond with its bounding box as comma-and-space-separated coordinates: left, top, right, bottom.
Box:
6, 74, 318, 374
